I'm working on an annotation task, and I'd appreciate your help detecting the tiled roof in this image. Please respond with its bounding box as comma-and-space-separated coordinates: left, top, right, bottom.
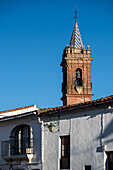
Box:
0, 105, 39, 114
39, 95, 113, 115
0, 95, 113, 120
0, 111, 37, 121
0, 105, 39, 119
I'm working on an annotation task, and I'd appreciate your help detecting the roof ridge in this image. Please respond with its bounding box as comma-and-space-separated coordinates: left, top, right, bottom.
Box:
0, 105, 39, 114
1, 95, 113, 115
39, 95, 113, 114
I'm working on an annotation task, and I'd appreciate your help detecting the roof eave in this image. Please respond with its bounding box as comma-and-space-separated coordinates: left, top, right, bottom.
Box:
0, 111, 38, 122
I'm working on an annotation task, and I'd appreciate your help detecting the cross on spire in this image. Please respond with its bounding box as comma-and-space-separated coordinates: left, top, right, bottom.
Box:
74, 9, 78, 21
70, 10, 84, 49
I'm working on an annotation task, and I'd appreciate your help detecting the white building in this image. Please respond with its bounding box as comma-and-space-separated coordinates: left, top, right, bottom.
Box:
0, 105, 42, 170
0, 96, 113, 170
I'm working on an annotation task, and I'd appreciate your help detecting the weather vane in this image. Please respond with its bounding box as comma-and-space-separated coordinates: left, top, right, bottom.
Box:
74, 9, 78, 21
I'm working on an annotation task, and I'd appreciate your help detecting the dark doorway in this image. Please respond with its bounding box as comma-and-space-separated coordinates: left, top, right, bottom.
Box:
60, 135, 70, 169
106, 151, 113, 170
84, 165, 91, 170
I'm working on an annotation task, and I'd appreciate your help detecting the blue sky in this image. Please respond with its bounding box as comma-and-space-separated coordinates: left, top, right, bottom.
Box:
0, 0, 113, 110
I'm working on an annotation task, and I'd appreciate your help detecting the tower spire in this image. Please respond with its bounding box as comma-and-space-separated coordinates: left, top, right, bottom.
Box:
70, 10, 84, 49
61, 11, 93, 106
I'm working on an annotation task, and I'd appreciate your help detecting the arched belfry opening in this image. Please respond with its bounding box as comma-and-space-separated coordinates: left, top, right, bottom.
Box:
60, 10, 93, 106
76, 68, 82, 86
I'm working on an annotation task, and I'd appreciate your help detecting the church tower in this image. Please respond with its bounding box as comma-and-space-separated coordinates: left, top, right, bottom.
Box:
61, 11, 93, 106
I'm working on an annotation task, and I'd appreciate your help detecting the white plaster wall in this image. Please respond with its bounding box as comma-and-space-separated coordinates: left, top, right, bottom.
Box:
103, 111, 113, 150
42, 108, 113, 170
0, 115, 42, 170
1, 107, 113, 170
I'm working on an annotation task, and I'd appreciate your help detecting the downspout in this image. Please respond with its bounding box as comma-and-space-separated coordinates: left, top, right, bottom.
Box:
102, 111, 107, 170
38, 116, 44, 170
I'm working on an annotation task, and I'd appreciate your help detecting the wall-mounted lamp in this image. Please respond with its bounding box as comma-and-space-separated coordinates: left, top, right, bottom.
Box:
48, 122, 56, 132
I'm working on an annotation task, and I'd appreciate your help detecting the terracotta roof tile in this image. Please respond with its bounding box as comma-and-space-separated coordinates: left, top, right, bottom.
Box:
1, 95, 113, 119
39, 95, 113, 114
0, 105, 39, 114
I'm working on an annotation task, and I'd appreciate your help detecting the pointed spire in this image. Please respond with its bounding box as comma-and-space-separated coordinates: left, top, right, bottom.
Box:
70, 10, 84, 49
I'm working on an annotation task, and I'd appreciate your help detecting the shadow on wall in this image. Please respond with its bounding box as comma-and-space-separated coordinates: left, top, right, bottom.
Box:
96, 111, 113, 146
103, 118, 113, 143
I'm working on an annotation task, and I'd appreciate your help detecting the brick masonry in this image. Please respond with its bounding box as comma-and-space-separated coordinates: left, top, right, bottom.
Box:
61, 46, 93, 105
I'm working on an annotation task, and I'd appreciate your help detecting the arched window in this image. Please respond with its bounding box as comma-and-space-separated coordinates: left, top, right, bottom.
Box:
13, 125, 33, 155
75, 68, 82, 86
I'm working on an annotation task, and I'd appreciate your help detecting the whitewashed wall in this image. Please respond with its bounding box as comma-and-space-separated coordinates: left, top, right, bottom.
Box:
1, 106, 113, 170
0, 114, 42, 170
42, 107, 113, 170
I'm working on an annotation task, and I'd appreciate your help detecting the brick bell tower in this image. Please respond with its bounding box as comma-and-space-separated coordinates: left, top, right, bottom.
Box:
61, 11, 93, 106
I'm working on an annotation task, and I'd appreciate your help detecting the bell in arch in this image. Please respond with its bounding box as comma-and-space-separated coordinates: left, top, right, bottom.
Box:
76, 70, 81, 78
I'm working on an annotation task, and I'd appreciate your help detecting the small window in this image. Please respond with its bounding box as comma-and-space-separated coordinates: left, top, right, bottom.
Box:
60, 135, 70, 169
84, 165, 91, 170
